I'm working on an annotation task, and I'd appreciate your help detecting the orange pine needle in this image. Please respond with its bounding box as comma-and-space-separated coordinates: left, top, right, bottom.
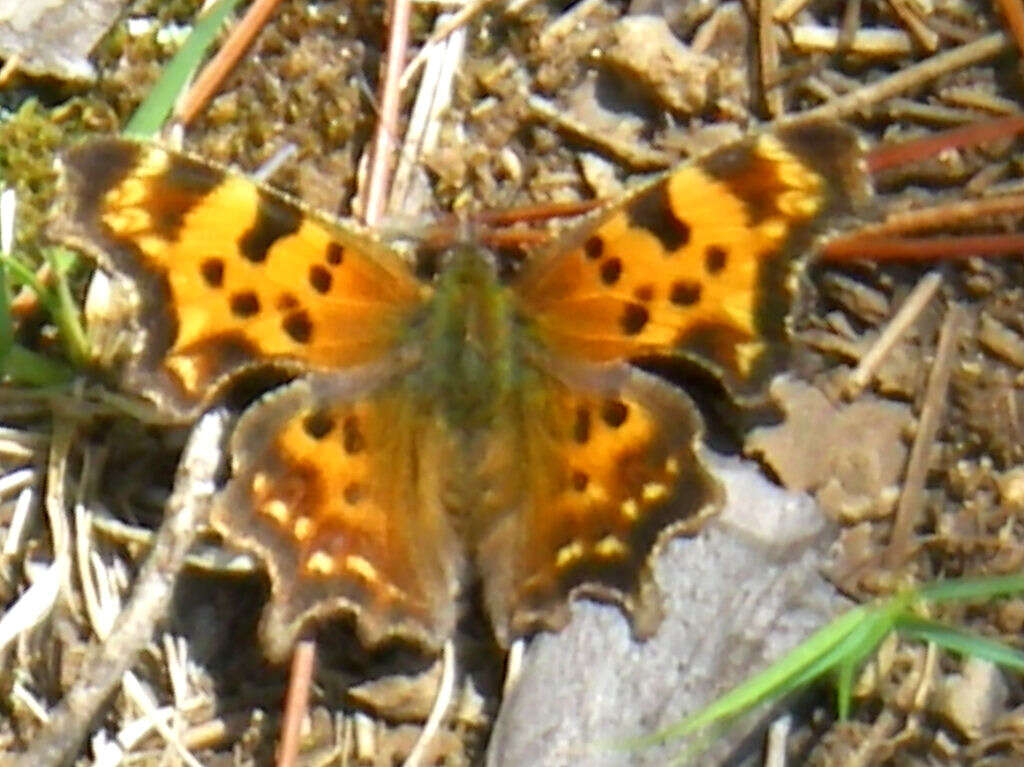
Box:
854, 194, 1024, 238
995, 0, 1024, 58
866, 114, 1024, 173
276, 640, 317, 767
824, 232, 1024, 261
362, 0, 413, 227
176, 0, 286, 127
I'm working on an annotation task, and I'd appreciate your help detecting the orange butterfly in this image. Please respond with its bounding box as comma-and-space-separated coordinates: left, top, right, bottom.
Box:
52, 121, 865, 661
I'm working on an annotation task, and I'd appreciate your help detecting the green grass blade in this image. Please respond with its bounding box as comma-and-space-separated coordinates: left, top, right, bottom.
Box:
1, 250, 89, 368
629, 574, 1024, 764
3, 344, 74, 386
0, 252, 63, 319
123, 0, 248, 137
898, 616, 1024, 672
916, 574, 1024, 604
627, 605, 871, 748
42, 247, 88, 366
0, 255, 12, 366
768, 601, 900, 716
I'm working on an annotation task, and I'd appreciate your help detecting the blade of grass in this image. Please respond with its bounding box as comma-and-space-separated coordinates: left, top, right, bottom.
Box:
124, 0, 248, 137
626, 604, 871, 748
898, 616, 1024, 672
827, 599, 907, 719
43, 248, 88, 366
767, 597, 906, 718
1, 253, 61, 317
0, 259, 11, 367
0, 186, 15, 367
3, 345, 73, 386
633, 574, 1024, 764
0, 250, 88, 367
917, 574, 1024, 603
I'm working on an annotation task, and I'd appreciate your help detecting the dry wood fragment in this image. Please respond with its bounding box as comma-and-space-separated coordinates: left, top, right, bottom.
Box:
885, 304, 968, 567
15, 410, 228, 767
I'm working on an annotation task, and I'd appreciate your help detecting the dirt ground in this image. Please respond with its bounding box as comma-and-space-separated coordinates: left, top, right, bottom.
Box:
1, 0, 1024, 765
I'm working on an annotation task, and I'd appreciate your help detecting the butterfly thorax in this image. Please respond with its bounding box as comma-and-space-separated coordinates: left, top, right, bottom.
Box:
418, 245, 517, 432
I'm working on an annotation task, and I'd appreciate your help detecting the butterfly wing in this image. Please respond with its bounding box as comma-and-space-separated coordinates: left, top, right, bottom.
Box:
215, 374, 462, 661
476, 355, 722, 645
513, 121, 866, 400
53, 138, 427, 418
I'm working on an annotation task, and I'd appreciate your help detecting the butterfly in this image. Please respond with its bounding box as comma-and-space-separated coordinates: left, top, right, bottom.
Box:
51, 121, 865, 662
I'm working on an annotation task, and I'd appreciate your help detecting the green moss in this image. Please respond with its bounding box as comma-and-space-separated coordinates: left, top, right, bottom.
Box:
0, 98, 110, 259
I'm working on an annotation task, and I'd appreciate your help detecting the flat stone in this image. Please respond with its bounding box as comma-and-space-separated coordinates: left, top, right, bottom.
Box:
0, 0, 125, 81
606, 15, 715, 114
486, 453, 847, 767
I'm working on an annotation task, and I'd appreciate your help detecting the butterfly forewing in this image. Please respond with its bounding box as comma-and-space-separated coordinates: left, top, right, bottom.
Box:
513, 121, 865, 399
53, 138, 427, 419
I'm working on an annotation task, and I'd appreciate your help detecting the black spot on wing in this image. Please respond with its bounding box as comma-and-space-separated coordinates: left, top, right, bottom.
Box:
624, 180, 691, 251
200, 258, 225, 287
620, 303, 649, 335
302, 410, 335, 440
148, 155, 224, 240
161, 154, 223, 195
584, 236, 604, 260
283, 310, 313, 343
700, 141, 787, 226
240, 191, 302, 263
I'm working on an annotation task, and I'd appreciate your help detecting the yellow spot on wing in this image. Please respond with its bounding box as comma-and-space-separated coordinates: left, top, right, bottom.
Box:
306, 551, 335, 575
104, 207, 153, 234
345, 555, 379, 583
293, 516, 313, 540
595, 536, 627, 559
642, 482, 667, 503
165, 356, 201, 394
252, 472, 269, 496
556, 540, 585, 569
620, 499, 640, 520
261, 499, 289, 525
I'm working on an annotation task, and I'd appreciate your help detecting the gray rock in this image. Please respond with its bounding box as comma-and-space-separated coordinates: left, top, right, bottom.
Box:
0, 0, 125, 81
487, 453, 847, 767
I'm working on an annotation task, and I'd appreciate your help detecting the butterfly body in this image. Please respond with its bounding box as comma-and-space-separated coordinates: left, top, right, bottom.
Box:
52, 123, 866, 660
415, 244, 517, 432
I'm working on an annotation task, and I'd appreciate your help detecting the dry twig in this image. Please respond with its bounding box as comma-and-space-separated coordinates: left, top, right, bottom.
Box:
176, 0, 286, 126
362, 0, 414, 226
789, 32, 1010, 124
844, 271, 943, 399
276, 640, 317, 767
885, 305, 968, 567
16, 410, 228, 767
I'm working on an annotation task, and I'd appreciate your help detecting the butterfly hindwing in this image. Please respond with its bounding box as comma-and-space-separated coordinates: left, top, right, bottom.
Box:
476, 355, 723, 645
52, 138, 427, 418
214, 373, 463, 661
